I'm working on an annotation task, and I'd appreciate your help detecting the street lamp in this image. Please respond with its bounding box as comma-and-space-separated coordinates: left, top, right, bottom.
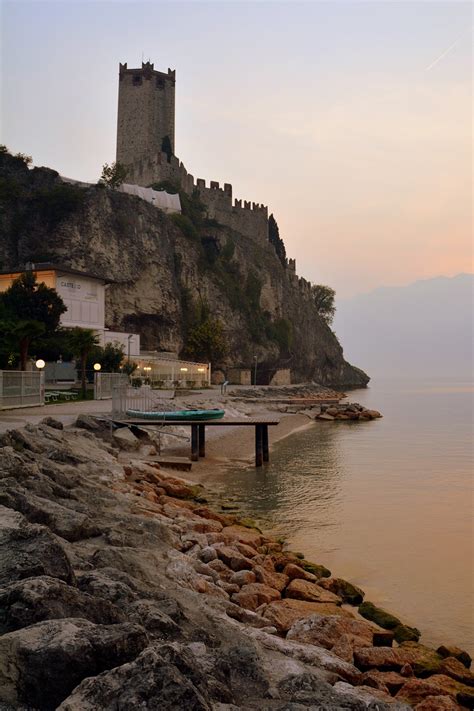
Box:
35, 359, 45, 370
35, 360, 46, 404
93, 363, 101, 371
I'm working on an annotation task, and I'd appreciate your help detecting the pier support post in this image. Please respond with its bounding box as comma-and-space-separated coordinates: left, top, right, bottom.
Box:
262, 425, 269, 462
198, 424, 206, 458
255, 425, 263, 467
191, 424, 199, 461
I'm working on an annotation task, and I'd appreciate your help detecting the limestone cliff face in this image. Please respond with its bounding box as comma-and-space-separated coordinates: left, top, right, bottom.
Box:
0, 154, 368, 388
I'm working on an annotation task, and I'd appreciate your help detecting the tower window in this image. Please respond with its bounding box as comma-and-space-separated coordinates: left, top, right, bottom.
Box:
156, 78, 165, 89
132, 75, 142, 86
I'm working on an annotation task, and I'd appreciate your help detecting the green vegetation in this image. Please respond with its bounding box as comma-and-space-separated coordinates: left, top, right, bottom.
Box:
0, 272, 66, 370
32, 184, 86, 229
311, 284, 336, 326
86, 342, 125, 373
184, 301, 228, 366
98, 161, 128, 189
66, 328, 100, 397
268, 214, 286, 267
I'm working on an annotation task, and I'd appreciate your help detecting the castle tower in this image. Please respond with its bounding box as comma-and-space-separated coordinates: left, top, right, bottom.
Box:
116, 61, 176, 167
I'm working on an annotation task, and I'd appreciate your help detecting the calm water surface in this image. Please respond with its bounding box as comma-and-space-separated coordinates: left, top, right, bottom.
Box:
216, 378, 474, 653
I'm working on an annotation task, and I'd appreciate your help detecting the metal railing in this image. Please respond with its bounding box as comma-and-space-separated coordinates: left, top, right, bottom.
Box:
94, 372, 129, 400
0, 370, 44, 410
112, 382, 176, 418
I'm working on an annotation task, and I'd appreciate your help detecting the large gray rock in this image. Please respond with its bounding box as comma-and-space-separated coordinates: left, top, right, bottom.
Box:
112, 426, 140, 450
0, 618, 148, 709
0, 506, 74, 586
0, 576, 124, 633
58, 647, 211, 710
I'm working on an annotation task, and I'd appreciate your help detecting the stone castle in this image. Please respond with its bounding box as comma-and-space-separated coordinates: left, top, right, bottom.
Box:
116, 61, 269, 243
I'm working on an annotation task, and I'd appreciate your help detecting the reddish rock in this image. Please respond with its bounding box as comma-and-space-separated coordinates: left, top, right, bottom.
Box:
261, 599, 350, 633
287, 613, 374, 662
361, 670, 406, 694
282, 563, 318, 583
231, 589, 259, 611
285, 579, 341, 604
318, 577, 365, 605
354, 643, 443, 674
272, 554, 302, 571
238, 583, 280, 607
221, 525, 263, 548
188, 519, 223, 534
216, 546, 253, 572
230, 570, 256, 587
415, 696, 463, 710
192, 507, 229, 525
439, 656, 474, 686
234, 542, 258, 559
159, 479, 193, 499
396, 678, 454, 706
252, 554, 276, 571
437, 646, 472, 670
254, 565, 289, 592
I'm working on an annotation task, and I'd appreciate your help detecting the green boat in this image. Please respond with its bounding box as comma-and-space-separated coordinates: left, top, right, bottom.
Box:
125, 408, 225, 421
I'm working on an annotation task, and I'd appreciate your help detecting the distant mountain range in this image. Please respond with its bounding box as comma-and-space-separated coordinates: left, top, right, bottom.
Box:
334, 274, 474, 378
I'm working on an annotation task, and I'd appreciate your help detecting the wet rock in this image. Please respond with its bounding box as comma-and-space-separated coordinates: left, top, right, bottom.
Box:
221, 524, 263, 548
0, 506, 74, 586
354, 643, 443, 675
0, 576, 124, 632
439, 656, 474, 686
299, 560, 331, 578
318, 577, 365, 605
373, 630, 395, 647
232, 582, 280, 610
41, 416, 64, 430
285, 578, 342, 604
358, 601, 420, 642
437, 645, 472, 670
58, 646, 210, 710
287, 613, 375, 660
0, 618, 148, 709
261, 598, 350, 633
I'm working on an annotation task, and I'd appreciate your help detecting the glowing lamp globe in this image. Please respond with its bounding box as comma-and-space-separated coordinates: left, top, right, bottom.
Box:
35, 359, 45, 370
93, 363, 101, 371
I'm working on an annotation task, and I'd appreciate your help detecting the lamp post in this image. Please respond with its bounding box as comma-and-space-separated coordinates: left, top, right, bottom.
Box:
127, 334, 133, 363
93, 363, 101, 399
35, 359, 45, 405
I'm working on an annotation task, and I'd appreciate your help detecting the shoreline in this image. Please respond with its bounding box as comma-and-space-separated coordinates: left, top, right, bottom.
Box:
0, 414, 472, 709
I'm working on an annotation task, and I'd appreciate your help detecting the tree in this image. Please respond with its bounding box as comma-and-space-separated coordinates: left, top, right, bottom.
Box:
186, 318, 228, 365
312, 284, 336, 326
98, 162, 128, 189
0, 272, 66, 370
268, 214, 287, 267
86, 342, 124, 373
67, 328, 100, 397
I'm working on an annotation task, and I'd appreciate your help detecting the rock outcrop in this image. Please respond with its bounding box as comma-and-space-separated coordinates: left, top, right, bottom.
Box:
0, 152, 369, 388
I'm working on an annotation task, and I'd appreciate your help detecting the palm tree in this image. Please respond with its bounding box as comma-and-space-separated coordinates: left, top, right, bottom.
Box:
67, 328, 100, 398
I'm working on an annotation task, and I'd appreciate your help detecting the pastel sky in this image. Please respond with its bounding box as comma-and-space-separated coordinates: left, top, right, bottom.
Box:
1, 0, 472, 297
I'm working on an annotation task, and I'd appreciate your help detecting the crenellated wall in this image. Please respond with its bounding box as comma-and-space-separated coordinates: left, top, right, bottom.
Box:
125, 150, 269, 243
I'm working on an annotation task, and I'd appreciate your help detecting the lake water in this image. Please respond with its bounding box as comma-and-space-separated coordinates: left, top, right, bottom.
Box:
216, 377, 474, 654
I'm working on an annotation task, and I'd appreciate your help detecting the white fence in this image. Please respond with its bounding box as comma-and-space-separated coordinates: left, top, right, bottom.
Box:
0, 370, 44, 410
112, 382, 176, 418
94, 372, 129, 400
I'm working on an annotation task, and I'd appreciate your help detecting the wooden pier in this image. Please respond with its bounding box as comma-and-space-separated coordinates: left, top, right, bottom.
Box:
112, 416, 280, 467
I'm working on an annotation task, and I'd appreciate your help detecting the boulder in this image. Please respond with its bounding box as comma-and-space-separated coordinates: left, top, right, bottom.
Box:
230, 570, 256, 587
439, 656, 474, 686
58, 646, 210, 710
75, 414, 103, 432
232, 582, 280, 610
0, 618, 148, 709
282, 563, 318, 583
396, 678, 456, 706
199, 546, 218, 563
41, 416, 64, 430
253, 565, 289, 592
285, 578, 341, 604
317, 413, 335, 421
437, 645, 472, 670
216, 546, 253, 571
318, 577, 365, 605
354, 643, 444, 675
261, 598, 351, 633
0, 507, 75, 586
112, 427, 140, 450
0, 576, 124, 633
361, 670, 406, 694
221, 524, 263, 548
358, 601, 420, 642
332, 681, 409, 708
287, 613, 375, 660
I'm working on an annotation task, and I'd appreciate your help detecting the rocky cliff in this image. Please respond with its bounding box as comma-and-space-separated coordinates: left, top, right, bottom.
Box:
0, 153, 368, 388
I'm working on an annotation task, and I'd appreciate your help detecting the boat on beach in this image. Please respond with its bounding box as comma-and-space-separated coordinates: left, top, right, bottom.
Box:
124, 408, 225, 421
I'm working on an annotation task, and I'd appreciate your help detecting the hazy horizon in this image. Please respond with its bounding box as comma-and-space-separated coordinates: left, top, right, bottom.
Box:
1, 0, 472, 297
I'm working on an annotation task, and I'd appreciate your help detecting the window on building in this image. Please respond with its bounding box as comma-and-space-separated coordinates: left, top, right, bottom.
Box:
156, 78, 165, 89
133, 75, 142, 86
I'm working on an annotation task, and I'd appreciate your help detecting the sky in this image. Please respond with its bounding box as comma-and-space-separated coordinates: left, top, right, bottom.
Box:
1, 0, 472, 298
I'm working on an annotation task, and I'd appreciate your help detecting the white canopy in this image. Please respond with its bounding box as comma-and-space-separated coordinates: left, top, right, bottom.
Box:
118, 183, 181, 214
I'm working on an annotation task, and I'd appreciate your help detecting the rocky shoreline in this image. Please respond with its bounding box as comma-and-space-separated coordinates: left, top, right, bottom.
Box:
0, 416, 472, 710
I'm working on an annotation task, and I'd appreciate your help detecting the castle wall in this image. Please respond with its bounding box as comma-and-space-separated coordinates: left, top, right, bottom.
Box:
125, 151, 268, 243
116, 62, 175, 166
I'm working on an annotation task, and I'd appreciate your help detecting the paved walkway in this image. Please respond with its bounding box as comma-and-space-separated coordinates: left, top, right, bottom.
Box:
0, 399, 113, 433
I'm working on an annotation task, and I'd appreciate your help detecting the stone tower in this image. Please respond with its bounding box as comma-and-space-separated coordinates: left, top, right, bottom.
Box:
116, 61, 176, 167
